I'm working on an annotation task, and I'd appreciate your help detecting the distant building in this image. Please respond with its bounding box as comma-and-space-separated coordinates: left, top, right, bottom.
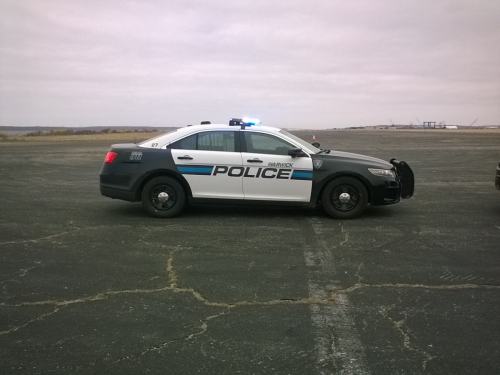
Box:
445, 126, 458, 130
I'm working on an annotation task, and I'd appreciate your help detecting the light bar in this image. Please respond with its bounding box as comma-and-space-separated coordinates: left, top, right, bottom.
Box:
242, 117, 261, 125
229, 118, 244, 126
229, 117, 261, 126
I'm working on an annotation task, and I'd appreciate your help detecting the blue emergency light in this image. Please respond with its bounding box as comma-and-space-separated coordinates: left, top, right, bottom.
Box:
243, 117, 261, 125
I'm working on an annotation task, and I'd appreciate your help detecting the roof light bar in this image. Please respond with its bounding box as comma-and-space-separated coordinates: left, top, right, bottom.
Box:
229, 118, 244, 126
243, 117, 261, 125
229, 117, 261, 128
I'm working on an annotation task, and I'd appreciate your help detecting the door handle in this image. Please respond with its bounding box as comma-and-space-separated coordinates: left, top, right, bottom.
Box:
177, 155, 193, 160
247, 158, 263, 163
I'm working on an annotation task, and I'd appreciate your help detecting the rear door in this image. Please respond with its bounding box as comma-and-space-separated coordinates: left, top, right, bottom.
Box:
170, 131, 244, 199
241, 131, 313, 202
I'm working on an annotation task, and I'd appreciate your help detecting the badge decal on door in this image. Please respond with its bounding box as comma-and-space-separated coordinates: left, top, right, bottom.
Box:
313, 160, 323, 169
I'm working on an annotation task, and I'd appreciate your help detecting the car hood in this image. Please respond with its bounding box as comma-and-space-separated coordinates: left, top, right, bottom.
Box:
320, 150, 393, 169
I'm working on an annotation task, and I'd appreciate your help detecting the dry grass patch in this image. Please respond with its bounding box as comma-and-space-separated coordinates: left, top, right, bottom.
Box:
6, 132, 165, 143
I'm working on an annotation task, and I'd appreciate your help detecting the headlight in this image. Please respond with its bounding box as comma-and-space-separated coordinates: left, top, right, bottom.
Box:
368, 168, 396, 178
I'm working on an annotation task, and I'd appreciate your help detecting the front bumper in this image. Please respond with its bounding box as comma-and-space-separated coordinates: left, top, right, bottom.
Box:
370, 179, 401, 206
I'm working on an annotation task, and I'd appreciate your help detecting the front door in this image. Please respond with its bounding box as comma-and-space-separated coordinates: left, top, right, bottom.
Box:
241, 131, 313, 202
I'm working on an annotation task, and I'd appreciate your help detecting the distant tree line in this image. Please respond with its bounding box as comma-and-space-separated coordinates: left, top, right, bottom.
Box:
25, 128, 159, 137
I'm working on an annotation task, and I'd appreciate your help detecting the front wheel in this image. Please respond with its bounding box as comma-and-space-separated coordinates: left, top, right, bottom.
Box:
141, 177, 186, 218
321, 177, 368, 219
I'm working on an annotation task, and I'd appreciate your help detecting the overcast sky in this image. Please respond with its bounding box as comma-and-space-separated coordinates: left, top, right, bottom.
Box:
1, 0, 499, 129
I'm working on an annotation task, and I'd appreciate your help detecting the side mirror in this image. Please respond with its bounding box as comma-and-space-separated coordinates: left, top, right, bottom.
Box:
312, 142, 320, 148
288, 148, 306, 158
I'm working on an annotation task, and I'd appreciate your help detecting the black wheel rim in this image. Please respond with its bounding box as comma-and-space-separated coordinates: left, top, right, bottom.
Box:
150, 185, 176, 211
331, 185, 359, 212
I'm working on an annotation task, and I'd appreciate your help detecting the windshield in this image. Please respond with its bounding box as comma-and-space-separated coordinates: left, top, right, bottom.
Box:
279, 130, 321, 154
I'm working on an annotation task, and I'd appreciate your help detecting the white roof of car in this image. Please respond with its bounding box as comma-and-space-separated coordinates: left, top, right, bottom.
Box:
138, 124, 285, 149
181, 123, 282, 134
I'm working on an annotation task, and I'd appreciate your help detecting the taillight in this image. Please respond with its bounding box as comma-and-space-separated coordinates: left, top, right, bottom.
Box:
105, 152, 118, 163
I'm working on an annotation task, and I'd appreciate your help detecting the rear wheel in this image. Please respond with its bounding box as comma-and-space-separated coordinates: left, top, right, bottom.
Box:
321, 177, 368, 219
141, 177, 186, 218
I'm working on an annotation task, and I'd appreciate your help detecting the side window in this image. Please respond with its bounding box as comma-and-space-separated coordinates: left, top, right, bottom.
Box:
170, 131, 235, 152
197, 132, 235, 152
170, 134, 197, 150
244, 132, 294, 155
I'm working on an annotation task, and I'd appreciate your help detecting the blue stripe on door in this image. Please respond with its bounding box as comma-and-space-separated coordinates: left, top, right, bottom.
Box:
291, 170, 313, 180
177, 165, 214, 175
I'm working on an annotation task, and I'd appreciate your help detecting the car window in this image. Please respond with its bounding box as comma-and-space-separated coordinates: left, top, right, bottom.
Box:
170, 134, 197, 150
244, 132, 294, 155
170, 131, 235, 152
279, 130, 320, 154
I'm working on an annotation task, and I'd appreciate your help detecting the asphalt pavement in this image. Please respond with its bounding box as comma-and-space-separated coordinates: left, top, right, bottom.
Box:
1, 130, 499, 374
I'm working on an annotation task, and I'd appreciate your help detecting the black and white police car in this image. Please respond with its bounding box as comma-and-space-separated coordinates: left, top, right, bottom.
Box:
100, 118, 414, 219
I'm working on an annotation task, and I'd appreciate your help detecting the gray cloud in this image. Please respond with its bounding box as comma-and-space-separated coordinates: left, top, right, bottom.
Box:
1, 0, 499, 128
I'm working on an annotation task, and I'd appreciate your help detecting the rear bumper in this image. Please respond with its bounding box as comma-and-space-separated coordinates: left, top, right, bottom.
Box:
99, 167, 142, 202
100, 185, 137, 202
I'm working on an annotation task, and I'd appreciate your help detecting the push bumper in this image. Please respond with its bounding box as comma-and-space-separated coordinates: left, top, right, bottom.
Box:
390, 159, 415, 198
496, 163, 500, 190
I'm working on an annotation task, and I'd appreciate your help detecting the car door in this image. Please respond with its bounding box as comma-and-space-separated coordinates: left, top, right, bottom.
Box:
241, 131, 313, 202
170, 130, 244, 199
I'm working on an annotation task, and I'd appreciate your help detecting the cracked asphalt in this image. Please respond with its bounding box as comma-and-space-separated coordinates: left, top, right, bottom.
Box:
1, 130, 499, 374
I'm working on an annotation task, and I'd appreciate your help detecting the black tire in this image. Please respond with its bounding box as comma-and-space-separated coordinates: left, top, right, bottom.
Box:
321, 177, 368, 219
141, 177, 186, 218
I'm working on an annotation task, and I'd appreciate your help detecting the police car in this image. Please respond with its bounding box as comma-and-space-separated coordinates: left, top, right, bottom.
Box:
100, 118, 414, 219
